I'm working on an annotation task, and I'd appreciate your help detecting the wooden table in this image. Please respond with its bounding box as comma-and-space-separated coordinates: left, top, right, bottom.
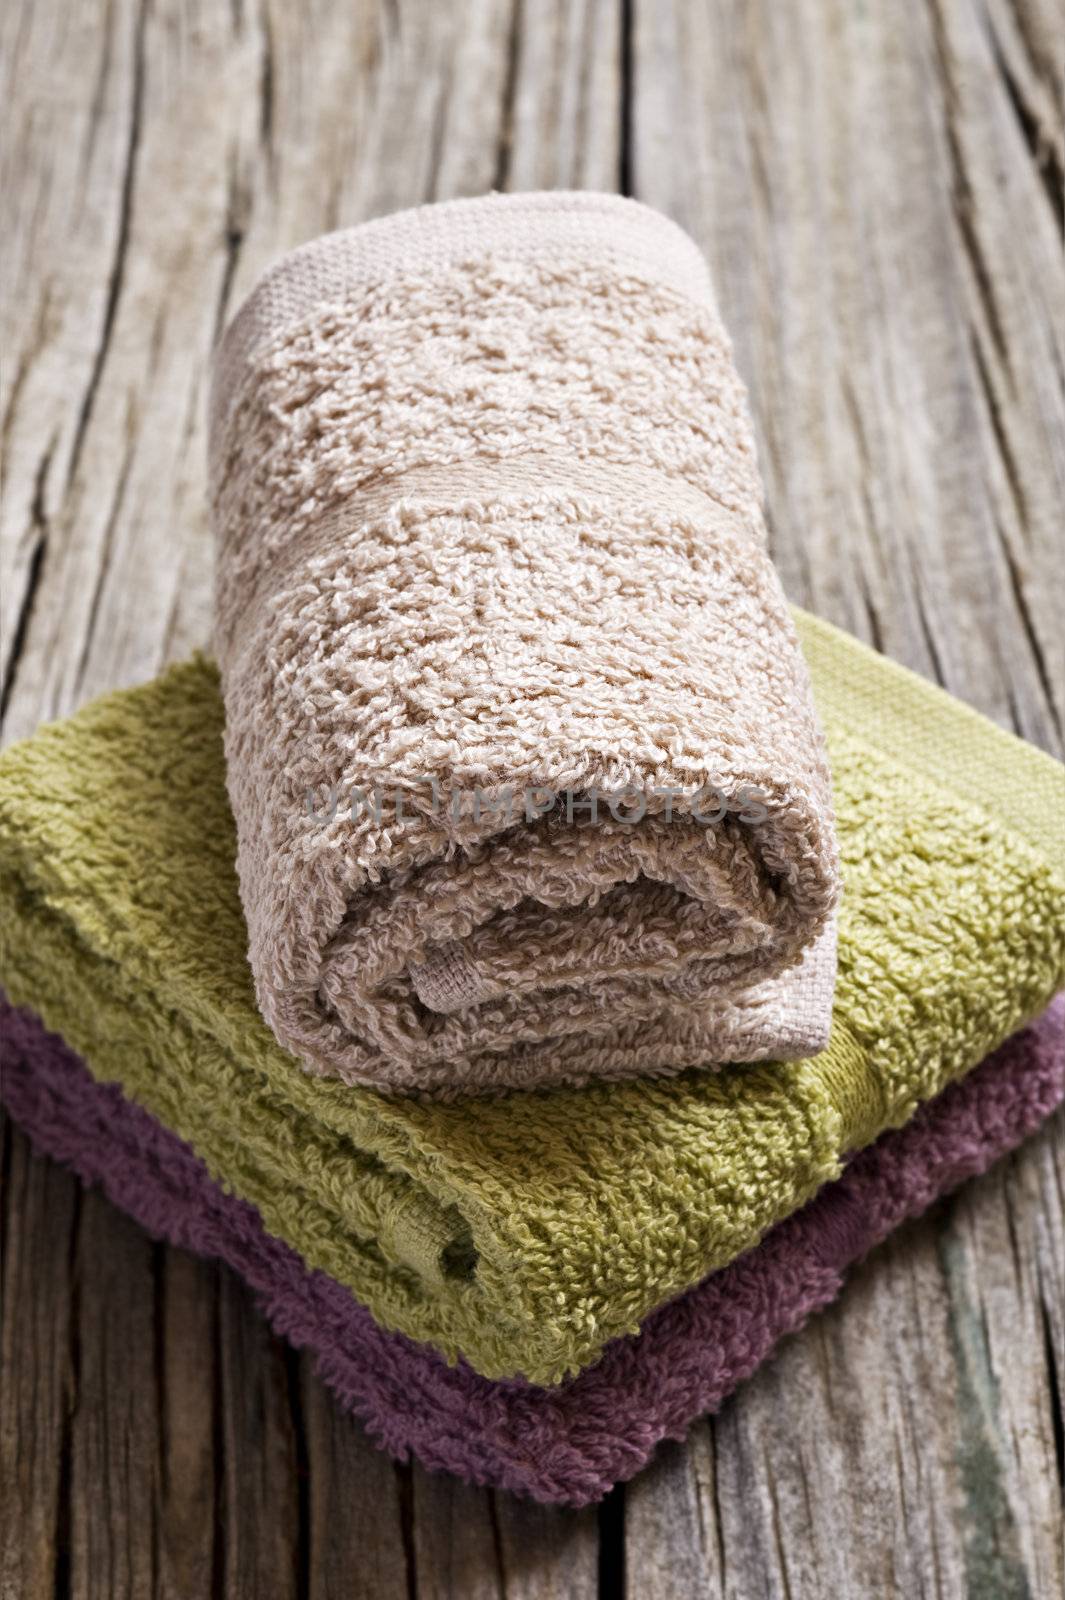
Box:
2, 2, 1062, 1595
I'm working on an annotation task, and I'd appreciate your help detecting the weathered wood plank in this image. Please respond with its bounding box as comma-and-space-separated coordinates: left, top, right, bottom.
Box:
153, 1251, 218, 1600
1, 0, 244, 735
0, 1, 626, 1592
626, 0, 1065, 1590
633, 0, 1065, 754
65, 1191, 163, 1600
409, 1464, 601, 1599
0, 1116, 78, 1600
501, 0, 622, 192
295, 1369, 412, 1600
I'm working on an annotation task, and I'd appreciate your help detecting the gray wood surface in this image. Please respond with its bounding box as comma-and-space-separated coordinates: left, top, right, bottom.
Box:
1, 1, 1062, 1595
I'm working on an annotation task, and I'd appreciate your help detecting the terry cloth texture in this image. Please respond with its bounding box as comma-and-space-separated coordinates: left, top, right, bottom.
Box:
209, 191, 841, 1095
2, 998, 1061, 1506
0, 612, 1063, 1385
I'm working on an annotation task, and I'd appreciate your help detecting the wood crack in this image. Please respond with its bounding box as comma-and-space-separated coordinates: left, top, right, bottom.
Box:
423, 55, 453, 205
258, 0, 275, 161
707, 1424, 728, 1592
486, 1490, 507, 1594
54, 1197, 85, 1600
394, 1457, 418, 1600
0, 286, 54, 472
618, 0, 634, 196
928, 0, 1013, 375
965, 326, 1062, 740
991, 34, 1065, 232
908, 563, 949, 687
212, 154, 249, 347
72, 421, 135, 696
597, 1481, 625, 1600
0, 441, 54, 729
1041, 1296, 1065, 1491
209, 1280, 226, 1600
151, 1242, 169, 1499
64, 0, 148, 495
492, 0, 521, 193
283, 1350, 311, 1599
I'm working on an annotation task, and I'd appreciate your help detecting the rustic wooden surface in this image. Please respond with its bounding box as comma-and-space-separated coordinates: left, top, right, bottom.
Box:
1, 0, 1063, 1595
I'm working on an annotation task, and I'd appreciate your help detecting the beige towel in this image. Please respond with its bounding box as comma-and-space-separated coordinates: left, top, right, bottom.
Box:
210, 192, 839, 1096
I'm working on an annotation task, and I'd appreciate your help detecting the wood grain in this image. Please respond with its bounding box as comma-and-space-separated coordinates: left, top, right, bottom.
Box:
1, 1, 1062, 1595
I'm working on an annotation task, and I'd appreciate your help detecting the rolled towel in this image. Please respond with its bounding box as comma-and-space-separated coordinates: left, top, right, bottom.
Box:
209, 192, 840, 1095
1, 610, 1062, 1385
3, 998, 1061, 1505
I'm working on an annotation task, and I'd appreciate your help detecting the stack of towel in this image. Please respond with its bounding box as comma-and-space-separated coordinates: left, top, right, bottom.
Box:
2, 193, 1062, 1505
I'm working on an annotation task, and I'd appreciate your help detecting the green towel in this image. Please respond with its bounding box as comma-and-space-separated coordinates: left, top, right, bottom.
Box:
1, 611, 1062, 1384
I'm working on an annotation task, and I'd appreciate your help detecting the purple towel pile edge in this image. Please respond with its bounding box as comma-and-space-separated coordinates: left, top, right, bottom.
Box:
2, 995, 1061, 1506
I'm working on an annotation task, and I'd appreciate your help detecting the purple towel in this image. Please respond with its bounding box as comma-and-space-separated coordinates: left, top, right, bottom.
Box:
2, 996, 1061, 1505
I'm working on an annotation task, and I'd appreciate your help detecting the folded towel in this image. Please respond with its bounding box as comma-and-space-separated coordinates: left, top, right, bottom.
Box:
0, 612, 1062, 1384
3, 997, 1060, 1505
209, 192, 840, 1095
